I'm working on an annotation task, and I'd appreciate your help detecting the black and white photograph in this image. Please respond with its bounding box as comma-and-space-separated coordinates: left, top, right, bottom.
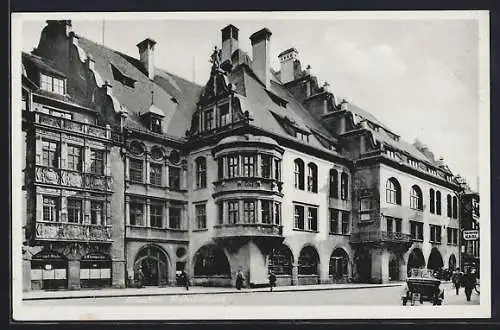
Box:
11, 11, 490, 320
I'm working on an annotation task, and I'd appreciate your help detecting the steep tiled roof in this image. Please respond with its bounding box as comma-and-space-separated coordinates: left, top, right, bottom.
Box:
75, 35, 202, 139
343, 101, 442, 167
346, 102, 394, 135
228, 65, 339, 153
22, 52, 66, 77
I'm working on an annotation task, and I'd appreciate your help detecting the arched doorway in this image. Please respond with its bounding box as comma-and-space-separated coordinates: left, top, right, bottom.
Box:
31, 250, 68, 290
407, 248, 425, 276
80, 253, 112, 289
268, 245, 293, 275
448, 254, 457, 271
193, 244, 231, 276
134, 245, 169, 286
298, 245, 320, 285
329, 248, 349, 282
389, 255, 400, 281
355, 248, 371, 283
298, 246, 320, 275
427, 248, 444, 271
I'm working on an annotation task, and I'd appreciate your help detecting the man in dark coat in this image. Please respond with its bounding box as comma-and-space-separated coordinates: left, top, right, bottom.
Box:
268, 271, 277, 292
180, 270, 189, 291
235, 269, 244, 290
462, 268, 477, 302
136, 266, 144, 288
451, 267, 463, 295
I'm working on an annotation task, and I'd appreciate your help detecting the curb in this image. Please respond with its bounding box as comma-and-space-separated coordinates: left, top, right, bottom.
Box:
23, 283, 403, 301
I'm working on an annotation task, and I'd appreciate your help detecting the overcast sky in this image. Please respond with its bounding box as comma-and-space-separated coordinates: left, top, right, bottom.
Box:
20, 14, 481, 190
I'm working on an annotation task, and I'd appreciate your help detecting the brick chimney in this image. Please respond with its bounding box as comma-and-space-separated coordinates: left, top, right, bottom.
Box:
221, 24, 239, 64
137, 38, 157, 80
46, 20, 72, 37
278, 47, 298, 84
249, 28, 272, 89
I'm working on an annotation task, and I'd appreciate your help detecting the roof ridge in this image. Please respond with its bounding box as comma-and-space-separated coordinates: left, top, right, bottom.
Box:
77, 34, 202, 90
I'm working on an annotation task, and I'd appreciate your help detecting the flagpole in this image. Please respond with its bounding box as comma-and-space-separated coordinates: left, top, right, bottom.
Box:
102, 20, 105, 45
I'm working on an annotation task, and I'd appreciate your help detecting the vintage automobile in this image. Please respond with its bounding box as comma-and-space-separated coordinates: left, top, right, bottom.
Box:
402, 268, 444, 306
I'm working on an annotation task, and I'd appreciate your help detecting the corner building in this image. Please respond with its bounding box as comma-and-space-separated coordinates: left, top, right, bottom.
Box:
21, 20, 460, 290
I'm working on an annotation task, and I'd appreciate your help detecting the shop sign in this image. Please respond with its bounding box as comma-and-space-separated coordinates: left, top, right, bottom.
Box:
463, 230, 479, 240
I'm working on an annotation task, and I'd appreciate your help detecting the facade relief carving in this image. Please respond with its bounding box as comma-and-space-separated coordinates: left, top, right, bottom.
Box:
36, 221, 112, 242
35, 166, 113, 191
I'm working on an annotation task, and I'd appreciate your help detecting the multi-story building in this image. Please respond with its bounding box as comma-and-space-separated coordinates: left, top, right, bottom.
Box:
20, 20, 461, 291
461, 187, 480, 272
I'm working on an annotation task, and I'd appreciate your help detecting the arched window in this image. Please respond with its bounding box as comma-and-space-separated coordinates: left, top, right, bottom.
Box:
340, 172, 349, 200
452, 196, 458, 219
447, 194, 452, 217
436, 191, 442, 215
268, 245, 293, 275
410, 185, 423, 210
294, 159, 305, 190
329, 169, 339, 198
386, 178, 401, 205
195, 157, 207, 189
307, 163, 318, 193
429, 188, 435, 214
298, 246, 320, 275
193, 245, 230, 276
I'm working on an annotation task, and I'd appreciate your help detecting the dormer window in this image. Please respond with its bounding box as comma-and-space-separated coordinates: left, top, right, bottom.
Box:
204, 109, 214, 131
111, 64, 136, 88
407, 158, 418, 168
297, 130, 310, 143
218, 103, 230, 127
141, 102, 164, 134
40, 73, 65, 95
151, 116, 162, 133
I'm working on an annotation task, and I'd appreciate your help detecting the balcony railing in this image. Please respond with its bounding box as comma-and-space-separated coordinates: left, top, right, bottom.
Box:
213, 177, 283, 196
35, 112, 110, 139
213, 223, 283, 238
35, 221, 112, 242
126, 225, 189, 242
35, 165, 113, 192
350, 230, 411, 244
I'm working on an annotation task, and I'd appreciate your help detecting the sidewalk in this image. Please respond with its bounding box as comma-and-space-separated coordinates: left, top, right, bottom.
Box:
23, 281, 406, 301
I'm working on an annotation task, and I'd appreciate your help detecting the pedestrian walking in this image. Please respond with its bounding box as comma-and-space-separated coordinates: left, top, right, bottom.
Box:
235, 269, 245, 290
451, 267, 462, 295
462, 268, 476, 302
180, 270, 189, 291
136, 266, 144, 289
268, 271, 277, 292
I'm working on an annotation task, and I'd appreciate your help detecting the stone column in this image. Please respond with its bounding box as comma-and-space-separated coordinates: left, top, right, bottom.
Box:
36, 193, 43, 222
83, 199, 91, 224
371, 246, 390, 284
162, 201, 168, 229
125, 196, 130, 225
256, 199, 261, 224
22, 249, 32, 292
399, 257, 408, 281
165, 201, 170, 228
292, 263, 299, 286
124, 157, 130, 181
145, 155, 150, 184
112, 259, 126, 288
60, 140, 67, 169
67, 259, 81, 290
60, 194, 67, 223
145, 199, 151, 227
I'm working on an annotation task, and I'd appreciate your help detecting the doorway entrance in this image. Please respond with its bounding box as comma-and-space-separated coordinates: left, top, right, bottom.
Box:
134, 245, 169, 286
